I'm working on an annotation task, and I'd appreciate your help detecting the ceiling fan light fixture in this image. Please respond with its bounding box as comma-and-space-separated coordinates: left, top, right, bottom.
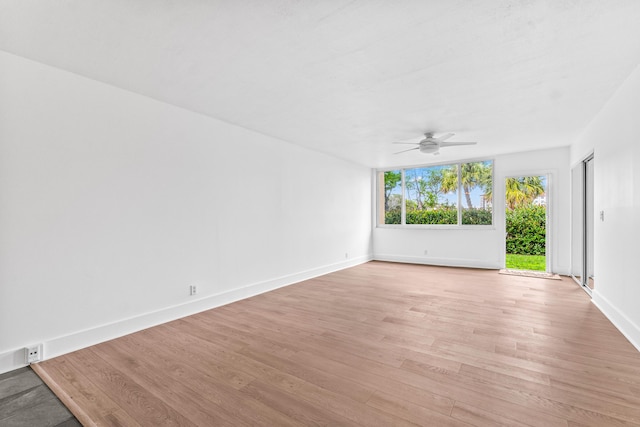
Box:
419, 144, 439, 154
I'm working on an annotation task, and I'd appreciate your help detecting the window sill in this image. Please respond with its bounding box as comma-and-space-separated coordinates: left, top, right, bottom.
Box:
376, 224, 496, 231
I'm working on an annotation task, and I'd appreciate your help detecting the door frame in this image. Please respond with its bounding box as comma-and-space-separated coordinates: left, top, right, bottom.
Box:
503, 171, 552, 273
571, 153, 594, 295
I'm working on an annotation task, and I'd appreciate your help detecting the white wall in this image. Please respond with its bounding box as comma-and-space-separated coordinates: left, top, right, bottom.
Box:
0, 51, 373, 373
373, 147, 571, 274
570, 63, 640, 351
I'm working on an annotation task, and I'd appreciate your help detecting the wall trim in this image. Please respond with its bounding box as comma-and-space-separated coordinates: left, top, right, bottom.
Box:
0, 254, 372, 375
373, 254, 500, 270
592, 289, 640, 353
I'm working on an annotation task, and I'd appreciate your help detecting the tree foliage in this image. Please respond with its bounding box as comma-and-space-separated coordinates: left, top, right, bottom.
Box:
440, 162, 492, 209
383, 171, 401, 210
460, 162, 492, 209
505, 176, 544, 210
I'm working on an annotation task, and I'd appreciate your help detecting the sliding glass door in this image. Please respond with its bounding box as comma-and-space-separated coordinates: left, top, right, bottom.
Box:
585, 156, 595, 291
571, 155, 594, 293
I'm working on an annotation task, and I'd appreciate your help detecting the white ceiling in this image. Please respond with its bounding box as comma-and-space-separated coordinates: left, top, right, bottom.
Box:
2, 0, 640, 168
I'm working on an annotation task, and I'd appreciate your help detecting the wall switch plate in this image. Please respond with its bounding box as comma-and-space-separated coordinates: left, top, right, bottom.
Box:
25, 344, 43, 364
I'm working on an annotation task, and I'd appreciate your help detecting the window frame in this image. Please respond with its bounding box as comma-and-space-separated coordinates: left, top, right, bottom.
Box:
377, 158, 495, 229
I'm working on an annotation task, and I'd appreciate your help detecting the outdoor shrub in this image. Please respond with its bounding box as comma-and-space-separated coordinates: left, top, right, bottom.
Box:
462, 208, 492, 225
385, 209, 401, 224
506, 205, 546, 255
384, 207, 492, 225
384, 208, 457, 225
406, 208, 457, 224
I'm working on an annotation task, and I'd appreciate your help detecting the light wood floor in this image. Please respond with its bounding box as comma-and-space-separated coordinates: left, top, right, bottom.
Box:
33, 262, 640, 426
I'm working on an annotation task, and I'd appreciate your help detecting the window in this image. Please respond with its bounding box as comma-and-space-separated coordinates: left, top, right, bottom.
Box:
378, 160, 493, 226
380, 170, 402, 224
405, 165, 458, 225
460, 161, 493, 225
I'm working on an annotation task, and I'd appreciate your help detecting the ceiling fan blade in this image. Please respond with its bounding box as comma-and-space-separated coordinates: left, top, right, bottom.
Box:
392, 142, 419, 145
394, 147, 420, 154
435, 133, 454, 142
440, 141, 477, 147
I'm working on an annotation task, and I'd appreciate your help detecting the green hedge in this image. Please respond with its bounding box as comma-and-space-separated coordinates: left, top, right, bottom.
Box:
384, 208, 492, 225
385, 210, 401, 224
462, 208, 492, 225
384, 208, 457, 224
407, 208, 457, 224
506, 205, 546, 255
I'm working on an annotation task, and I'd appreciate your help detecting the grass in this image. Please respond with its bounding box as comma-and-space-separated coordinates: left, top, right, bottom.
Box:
505, 254, 546, 271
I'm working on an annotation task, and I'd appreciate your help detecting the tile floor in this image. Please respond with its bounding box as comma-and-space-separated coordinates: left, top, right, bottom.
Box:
0, 366, 80, 427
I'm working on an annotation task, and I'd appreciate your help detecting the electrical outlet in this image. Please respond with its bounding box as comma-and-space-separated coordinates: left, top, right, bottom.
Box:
345, 252, 349, 259
25, 344, 43, 364
424, 249, 428, 255
189, 285, 197, 296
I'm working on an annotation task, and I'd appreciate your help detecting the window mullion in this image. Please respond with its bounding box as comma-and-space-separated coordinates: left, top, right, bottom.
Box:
457, 163, 462, 225
401, 169, 406, 225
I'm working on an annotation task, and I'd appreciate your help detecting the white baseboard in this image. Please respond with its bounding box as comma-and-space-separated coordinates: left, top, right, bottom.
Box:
374, 254, 501, 270
552, 265, 570, 276
592, 290, 640, 353
0, 255, 372, 375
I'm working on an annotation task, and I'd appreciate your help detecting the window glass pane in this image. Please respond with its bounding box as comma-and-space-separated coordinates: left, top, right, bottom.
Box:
405, 165, 458, 224
380, 170, 402, 224
460, 160, 493, 225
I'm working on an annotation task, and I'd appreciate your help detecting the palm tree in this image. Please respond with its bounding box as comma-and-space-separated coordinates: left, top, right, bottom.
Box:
460, 162, 492, 209
441, 162, 492, 209
505, 176, 544, 209
440, 165, 458, 204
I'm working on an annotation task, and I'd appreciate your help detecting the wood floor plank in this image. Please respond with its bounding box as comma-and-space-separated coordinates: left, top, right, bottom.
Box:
365, 390, 471, 427
90, 340, 247, 426
402, 353, 640, 426
120, 333, 304, 426
236, 346, 374, 403
456, 363, 640, 424
64, 350, 197, 426
240, 379, 359, 426
289, 349, 456, 417
32, 359, 135, 427
494, 345, 640, 403
33, 262, 640, 426
450, 401, 535, 427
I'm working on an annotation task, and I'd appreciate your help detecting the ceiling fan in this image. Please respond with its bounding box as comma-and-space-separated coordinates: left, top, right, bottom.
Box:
394, 132, 477, 155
